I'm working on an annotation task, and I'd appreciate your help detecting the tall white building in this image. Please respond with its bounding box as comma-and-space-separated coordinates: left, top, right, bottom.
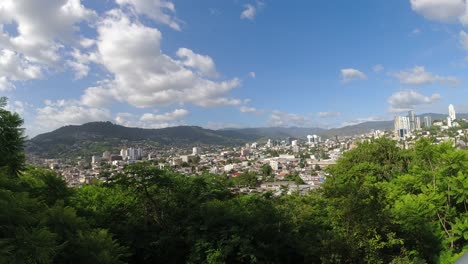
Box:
415, 116, 421, 130
408, 110, 415, 131
423, 116, 432, 128
192, 147, 201, 155
394, 116, 410, 137
449, 104, 456, 121
447, 116, 452, 128
120, 148, 128, 160
291, 140, 298, 147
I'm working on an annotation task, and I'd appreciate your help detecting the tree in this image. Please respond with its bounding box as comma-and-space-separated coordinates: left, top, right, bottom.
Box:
0, 97, 26, 177
232, 172, 258, 187
261, 164, 273, 176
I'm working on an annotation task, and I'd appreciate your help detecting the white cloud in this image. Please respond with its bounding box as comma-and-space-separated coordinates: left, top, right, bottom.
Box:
340, 116, 387, 127
0, 76, 14, 91
460, 30, 468, 50
373, 64, 384, 73
249, 71, 256, 78
115, 0, 181, 30
241, 4, 256, 20
0, 0, 96, 65
67, 60, 89, 79
388, 89, 441, 112
5, 100, 33, 116
115, 112, 137, 127
340, 68, 367, 83
410, 0, 466, 22
240, 106, 262, 115
83, 11, 242, 108
176, 48, 218, 78
140, 109, 189, 122
81, 86, 113, 107
0, 49, 42, 89
35, 99, 112, 131
394, 66, 459, 86
268, 110, 310, 127
318, 112, 341, 118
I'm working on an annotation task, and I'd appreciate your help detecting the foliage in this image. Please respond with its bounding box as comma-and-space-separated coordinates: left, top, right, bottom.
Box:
0, 97, 25, 177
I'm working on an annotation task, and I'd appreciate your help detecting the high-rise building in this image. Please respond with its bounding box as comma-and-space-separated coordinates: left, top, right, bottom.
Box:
447, 116, 452, 128
449, 104, 456, 121
192, 147, 201, 155
408, 110, 415, 131
415, 116, 421, 130
394, 116, 410, 137
423, 116, 432, 128
120, 148, 128, 160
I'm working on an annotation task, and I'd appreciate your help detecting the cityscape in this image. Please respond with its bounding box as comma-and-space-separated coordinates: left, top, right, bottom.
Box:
26, 104, 466, 199
3, 0, 468, 263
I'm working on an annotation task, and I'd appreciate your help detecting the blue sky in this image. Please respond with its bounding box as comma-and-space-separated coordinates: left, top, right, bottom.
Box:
1, 0, 468, 137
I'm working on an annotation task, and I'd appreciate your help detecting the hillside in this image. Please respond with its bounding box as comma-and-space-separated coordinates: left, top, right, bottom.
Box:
27, 113, 468, 158
27, 122, 259, 158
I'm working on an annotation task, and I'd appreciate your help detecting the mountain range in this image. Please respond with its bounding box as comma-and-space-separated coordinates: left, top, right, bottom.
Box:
26, 113, 468, 158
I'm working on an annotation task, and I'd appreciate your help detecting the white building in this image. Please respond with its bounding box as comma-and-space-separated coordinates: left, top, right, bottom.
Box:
192, 147, 201, 155
394, 116, 410, 137
423, 116, 432, 128
449, 104, 456, 121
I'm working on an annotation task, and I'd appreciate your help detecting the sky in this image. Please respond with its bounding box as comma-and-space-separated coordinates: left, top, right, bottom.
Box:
2, 0, 468, 137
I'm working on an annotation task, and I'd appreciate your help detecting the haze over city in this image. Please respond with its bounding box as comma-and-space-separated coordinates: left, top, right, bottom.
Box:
2, 0, 468, 137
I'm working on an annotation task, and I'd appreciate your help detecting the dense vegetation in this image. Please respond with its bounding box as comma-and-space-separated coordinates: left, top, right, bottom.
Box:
2, 98, 468, 263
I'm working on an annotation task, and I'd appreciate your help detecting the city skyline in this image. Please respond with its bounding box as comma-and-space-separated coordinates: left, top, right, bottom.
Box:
2, 0, 468, 137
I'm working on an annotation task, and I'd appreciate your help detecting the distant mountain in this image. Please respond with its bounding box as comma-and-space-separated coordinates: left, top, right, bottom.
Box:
221, 127, 327, 140
323, 121, 393, 138
27, 122, 259, 158
27, 113, 468, 158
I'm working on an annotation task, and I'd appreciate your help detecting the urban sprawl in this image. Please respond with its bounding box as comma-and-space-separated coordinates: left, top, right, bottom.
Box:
32, 104, 468, 195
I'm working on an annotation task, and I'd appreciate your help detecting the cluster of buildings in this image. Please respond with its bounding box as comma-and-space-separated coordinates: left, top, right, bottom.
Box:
394, 104, 458, 138
31, 103, 468, 193
36, 134, 366, 194
91, 147, 143, 164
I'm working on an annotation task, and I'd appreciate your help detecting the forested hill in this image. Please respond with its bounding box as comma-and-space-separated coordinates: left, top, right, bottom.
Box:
26, 122, 260, 158
27, 113, 468, 158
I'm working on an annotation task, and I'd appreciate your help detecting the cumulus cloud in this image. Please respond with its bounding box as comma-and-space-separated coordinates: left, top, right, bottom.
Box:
140, 109, 189, 122
81, 86, 113, 107
81, 10, 242, 108
115, 0, 181, 30
393, 66, 459, 86
268, 111, 310, 127
0, 0, 96, 65
0, 49, 42, 89
340, 68, 367, 83
249, 71, 256, 78
176, 48, 218, 78
241, 4, 256, 20
410, 0, 466, 22
0, 76, 14, 91
5, 100, 33, 116
318, 112, 341, 118
240, 106, 262, 115
115, 112, 138, 127
388, 90, 441, 113
35, 99, 112, 131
